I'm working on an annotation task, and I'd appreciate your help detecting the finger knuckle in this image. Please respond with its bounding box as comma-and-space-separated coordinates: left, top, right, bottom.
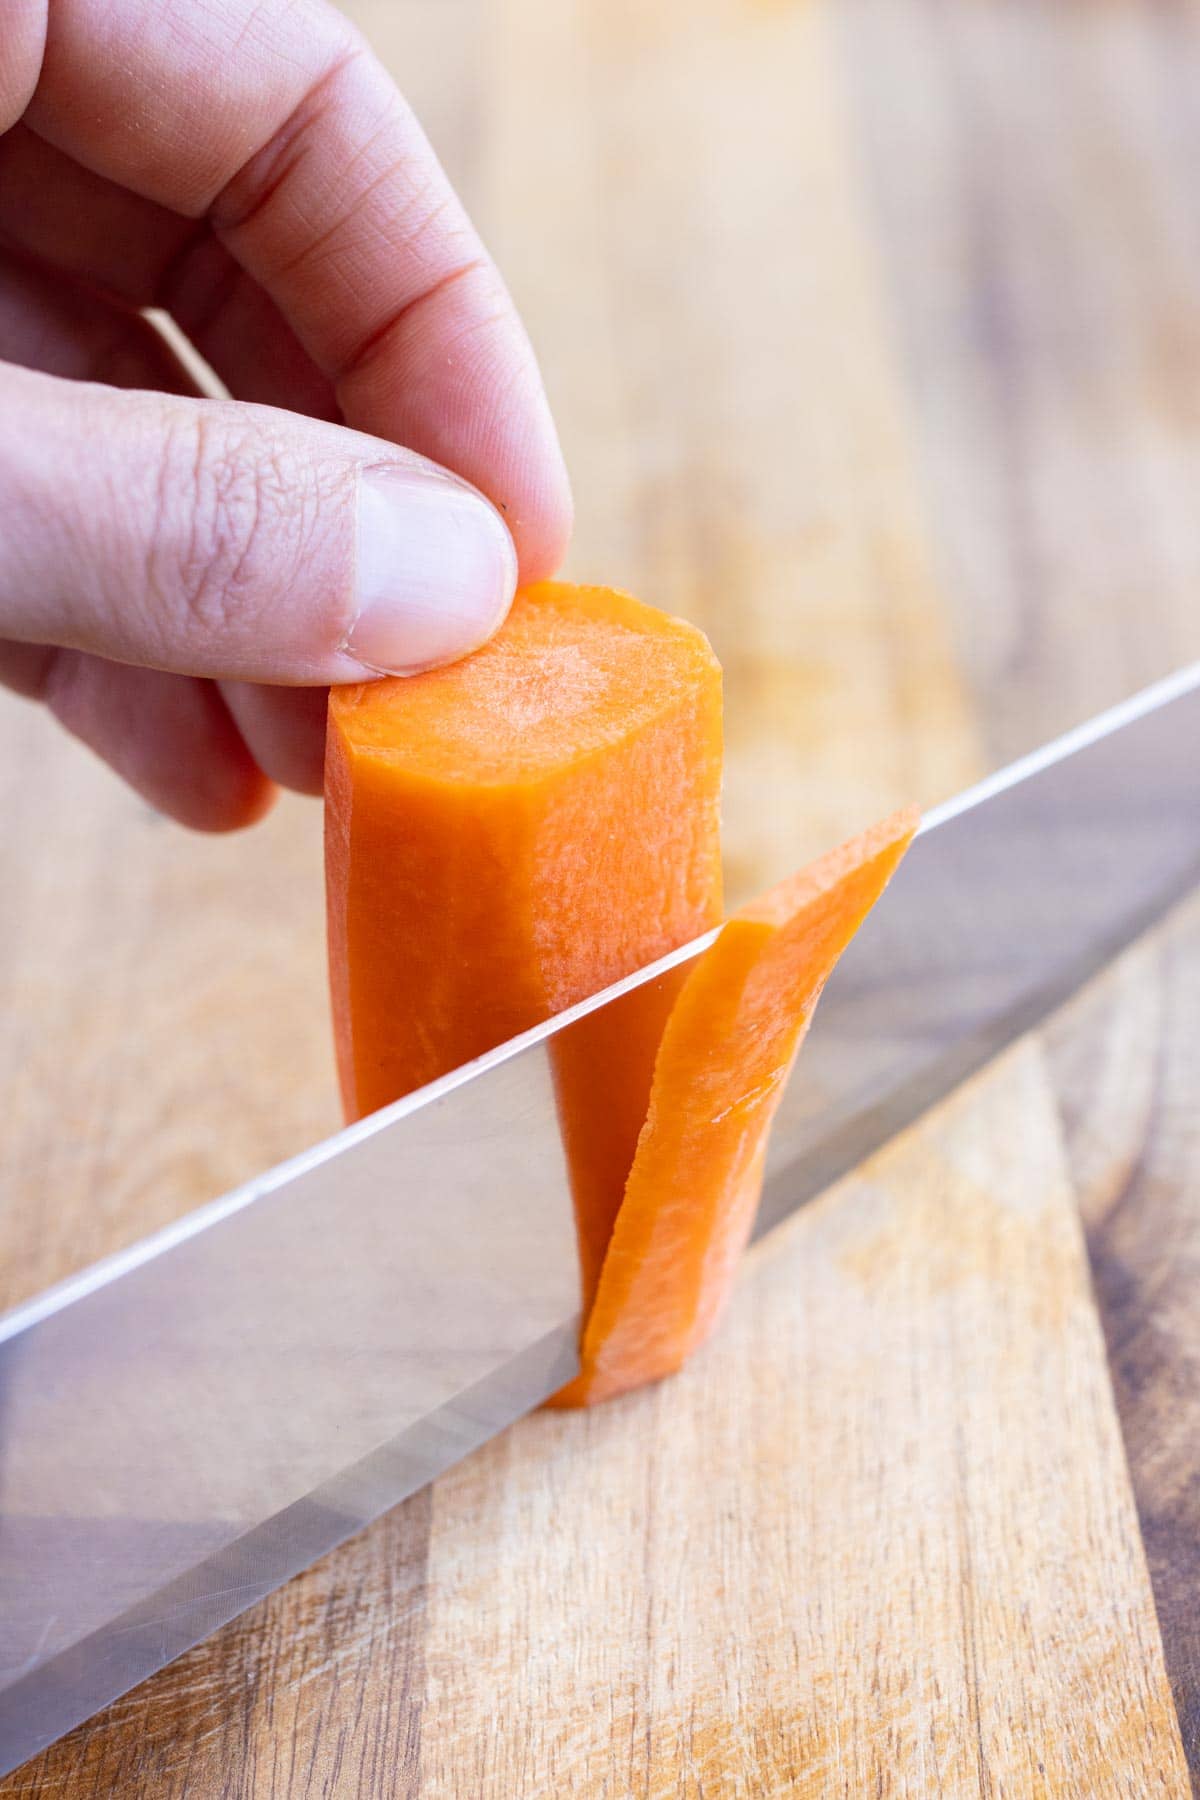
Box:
150, 409, 340, 649
154, 412, 276, 636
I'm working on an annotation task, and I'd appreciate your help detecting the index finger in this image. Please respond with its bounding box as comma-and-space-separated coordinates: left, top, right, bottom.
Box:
14, 0, 572, 576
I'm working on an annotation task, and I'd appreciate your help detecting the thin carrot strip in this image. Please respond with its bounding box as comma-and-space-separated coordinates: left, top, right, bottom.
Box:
554, 807, 918, 1407
550, 960, 695, 1310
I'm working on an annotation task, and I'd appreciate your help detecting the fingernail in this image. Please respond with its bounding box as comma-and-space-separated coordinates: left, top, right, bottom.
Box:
345, 464, 518, 675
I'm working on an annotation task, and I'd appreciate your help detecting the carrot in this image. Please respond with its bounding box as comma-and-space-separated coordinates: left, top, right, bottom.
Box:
553, 807, 918, 1407
549, 961, 695, 1310
325, 581, 724, 1123
326, 586, 913, 1412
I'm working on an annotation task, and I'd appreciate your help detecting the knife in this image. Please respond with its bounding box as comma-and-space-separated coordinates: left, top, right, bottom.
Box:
1, 663, 1198, 1774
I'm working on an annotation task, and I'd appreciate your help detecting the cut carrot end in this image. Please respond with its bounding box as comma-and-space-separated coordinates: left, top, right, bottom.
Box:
325, 581, 723, 1142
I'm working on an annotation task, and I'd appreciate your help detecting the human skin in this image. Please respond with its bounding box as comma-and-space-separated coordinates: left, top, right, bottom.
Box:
0, 0, 573, 828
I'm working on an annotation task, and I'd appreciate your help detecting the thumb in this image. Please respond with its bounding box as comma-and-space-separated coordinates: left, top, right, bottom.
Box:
0, 363, 518, 682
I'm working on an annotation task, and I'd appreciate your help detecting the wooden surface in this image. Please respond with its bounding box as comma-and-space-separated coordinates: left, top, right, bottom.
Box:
3, 0, 1200, 1792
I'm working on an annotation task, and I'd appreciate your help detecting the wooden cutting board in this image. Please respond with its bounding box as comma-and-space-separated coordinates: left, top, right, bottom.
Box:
3, 0, 1200, 1792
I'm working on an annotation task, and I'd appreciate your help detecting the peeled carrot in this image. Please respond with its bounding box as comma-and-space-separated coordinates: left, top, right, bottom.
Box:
326, 583, 914, 1413
325, 581, 724, 1123
549, 962, 694, 1310
554, 807, 918, 1408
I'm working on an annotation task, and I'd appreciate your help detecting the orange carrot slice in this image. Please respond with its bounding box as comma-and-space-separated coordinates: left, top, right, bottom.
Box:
549, 961, 694, 1310
325, 582, 723, 1122
554, 807, 918, 1407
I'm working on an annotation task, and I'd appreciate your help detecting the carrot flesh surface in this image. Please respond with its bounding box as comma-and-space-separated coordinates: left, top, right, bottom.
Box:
549, 961, 694, 1310
554, 807, 919, 1408
325, 581, 723, 1123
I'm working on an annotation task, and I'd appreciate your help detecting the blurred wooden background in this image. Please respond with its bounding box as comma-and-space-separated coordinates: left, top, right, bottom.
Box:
3, 0, 1200, 1792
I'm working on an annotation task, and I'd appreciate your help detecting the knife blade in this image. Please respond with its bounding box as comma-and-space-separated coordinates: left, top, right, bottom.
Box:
1, 663, 1198, 1774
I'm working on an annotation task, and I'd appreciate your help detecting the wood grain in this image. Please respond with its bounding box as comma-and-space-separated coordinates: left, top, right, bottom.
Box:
1046, 892, 1200, 1775
409, 1045, 1188, 1799
2, 0, 1198, 1792
840, 0, 1200, 762
0, 724, 339, 1318
8, 1051, 1190, 1799
841, 0, 1200, 1772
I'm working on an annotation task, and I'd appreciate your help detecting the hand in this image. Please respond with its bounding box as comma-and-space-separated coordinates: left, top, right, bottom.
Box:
0, 0, 572, 828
